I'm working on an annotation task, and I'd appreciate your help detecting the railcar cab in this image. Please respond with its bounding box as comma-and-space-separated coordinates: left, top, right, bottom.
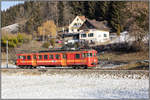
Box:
84, 50, 98, 67
16, 53, 34, 68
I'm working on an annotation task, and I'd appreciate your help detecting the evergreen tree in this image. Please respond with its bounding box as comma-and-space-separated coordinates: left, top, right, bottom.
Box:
96, 1, 109, 21
58, 1, 64, 26
87, 1, 96, 19
108, 1, 126, 32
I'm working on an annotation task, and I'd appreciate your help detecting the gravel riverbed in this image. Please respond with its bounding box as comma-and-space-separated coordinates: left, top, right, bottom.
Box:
1, 69, 149, 99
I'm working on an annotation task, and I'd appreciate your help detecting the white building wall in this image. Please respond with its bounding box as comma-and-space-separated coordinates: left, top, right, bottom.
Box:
79, 29, 109, 43
68, 16, 85, 33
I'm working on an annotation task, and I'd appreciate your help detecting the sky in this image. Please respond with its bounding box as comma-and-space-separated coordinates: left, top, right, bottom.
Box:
1, 1, 24, 11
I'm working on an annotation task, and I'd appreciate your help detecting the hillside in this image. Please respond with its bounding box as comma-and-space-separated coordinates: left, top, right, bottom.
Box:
1, 1, 148, 34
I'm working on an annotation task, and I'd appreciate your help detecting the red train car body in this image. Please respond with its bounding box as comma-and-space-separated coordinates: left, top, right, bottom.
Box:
16, 49, 98, 69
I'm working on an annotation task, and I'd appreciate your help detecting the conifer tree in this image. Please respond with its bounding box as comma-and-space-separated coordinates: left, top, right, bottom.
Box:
58, 1, 64, 27
108, 1, 126, 32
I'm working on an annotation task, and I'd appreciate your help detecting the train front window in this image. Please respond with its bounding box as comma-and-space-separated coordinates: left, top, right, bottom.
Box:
87, 53, 92, 57
44, 55, 48, 59
49, 55, 53, 59
94, 53, 96, 57
27, 56, 31, 60
75, 54, 80, 59
18, 56, 20, 59
55, 54, 60, 59
39, 55, 42, 60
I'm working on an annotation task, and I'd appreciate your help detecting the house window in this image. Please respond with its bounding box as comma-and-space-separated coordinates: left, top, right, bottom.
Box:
75, 54, 80, 59
104, 34, 107, 37
88, 33, 94, 37
81, 34, 86, 38
74, 23, 77, 27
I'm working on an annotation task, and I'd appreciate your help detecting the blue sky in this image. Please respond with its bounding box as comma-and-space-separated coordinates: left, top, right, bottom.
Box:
1, 1, 24, 11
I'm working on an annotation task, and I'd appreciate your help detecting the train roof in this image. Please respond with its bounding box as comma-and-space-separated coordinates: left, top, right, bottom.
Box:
38, 49, 96, 53
16, 49, 96, 55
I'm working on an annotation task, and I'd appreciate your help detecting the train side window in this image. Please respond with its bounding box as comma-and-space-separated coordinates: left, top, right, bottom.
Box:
75, 54, 80, 59
27, 56, 31, 60
23, 56, 26, 60
44, 55, 48, 60
63, 54, 66, 59
82, 53, 85, 58
49, 55, 53, 59
55, 54, 60, 59
94, 53, 96, 57
33, 55, 36, 59
90, 53, 92, 57
39, 55, 42, 60
84, 53, 87, 57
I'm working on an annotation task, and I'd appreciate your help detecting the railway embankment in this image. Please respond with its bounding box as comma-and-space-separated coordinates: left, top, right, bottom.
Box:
1, 69, 149, 79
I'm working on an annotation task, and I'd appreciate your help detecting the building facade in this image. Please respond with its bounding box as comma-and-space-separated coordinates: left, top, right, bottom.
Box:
68, 16, 86, 33
79, 29, 109, 43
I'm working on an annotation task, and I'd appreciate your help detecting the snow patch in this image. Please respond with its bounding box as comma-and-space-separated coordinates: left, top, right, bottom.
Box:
1, 63, 18, 68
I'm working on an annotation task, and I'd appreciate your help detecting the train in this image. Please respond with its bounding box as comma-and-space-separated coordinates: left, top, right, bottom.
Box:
16, 49, 98, 69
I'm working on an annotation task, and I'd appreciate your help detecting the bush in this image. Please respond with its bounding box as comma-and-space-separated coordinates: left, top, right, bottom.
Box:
1, 33, 32, 49
42, 42, 50, 48
50, 39, 55, 47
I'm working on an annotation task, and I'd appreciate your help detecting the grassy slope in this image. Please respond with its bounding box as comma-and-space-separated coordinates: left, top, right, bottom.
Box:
99, 51, 149, 70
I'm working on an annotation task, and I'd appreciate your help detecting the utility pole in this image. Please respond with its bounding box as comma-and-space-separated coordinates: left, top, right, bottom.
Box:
6, 40, 8, 68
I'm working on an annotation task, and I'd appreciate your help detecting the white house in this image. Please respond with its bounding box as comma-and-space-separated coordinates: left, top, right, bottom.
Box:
79, 29, 109, 43
79, 19, 110, 43
68, 16, 86, 33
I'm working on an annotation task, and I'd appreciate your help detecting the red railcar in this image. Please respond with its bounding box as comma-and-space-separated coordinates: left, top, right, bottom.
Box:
16, 49, 98, 69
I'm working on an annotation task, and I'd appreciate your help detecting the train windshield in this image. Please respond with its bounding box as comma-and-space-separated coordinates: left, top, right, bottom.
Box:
83, 53, 93, 57
87, 53, 92, 57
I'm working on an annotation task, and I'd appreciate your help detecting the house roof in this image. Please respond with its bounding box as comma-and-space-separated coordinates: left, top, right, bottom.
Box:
78, 16, 86, 21
79, 19, 110, 31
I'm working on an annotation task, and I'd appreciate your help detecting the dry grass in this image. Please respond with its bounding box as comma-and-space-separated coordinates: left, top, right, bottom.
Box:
22, 72, 42, 76
106, 62, 149, 70
100, 51, 149, 62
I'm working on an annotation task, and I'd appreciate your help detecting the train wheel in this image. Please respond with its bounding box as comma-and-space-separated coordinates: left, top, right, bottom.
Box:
72, 66, 76, 69
76, 66, 80, 69
84, 66, 88, 69
29, 66, 33, 69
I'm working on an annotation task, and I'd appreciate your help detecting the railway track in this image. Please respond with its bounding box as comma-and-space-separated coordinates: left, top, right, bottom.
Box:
1, 67, 149, 77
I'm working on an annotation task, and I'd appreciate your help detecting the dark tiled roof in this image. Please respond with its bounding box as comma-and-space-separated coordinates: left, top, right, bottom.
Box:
79, 19, 110, 31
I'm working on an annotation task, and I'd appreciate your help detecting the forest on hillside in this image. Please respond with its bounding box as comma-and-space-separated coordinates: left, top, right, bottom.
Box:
1, 1, 148, 34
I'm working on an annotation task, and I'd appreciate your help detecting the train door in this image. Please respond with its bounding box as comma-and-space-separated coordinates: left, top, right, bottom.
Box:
62, 53, 67, 66
32, 54, 37, 67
